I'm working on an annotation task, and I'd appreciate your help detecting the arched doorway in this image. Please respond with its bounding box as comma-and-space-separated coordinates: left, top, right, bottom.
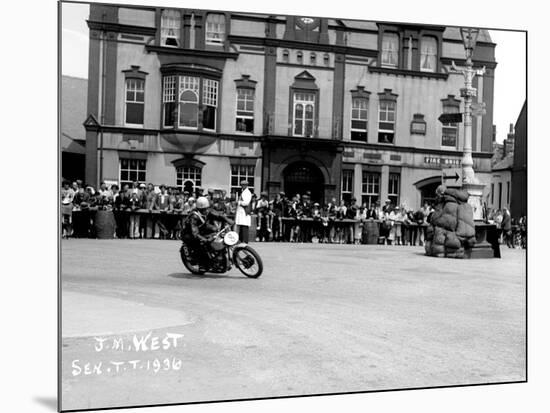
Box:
283, 161, 324, 203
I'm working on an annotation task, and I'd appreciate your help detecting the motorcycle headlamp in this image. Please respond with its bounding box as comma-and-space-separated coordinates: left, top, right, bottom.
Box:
224, 231, 239, 246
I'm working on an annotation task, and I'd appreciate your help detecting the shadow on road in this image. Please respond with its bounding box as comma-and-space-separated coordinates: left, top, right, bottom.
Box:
168, 272, 249, 280
33, 397, 57, 411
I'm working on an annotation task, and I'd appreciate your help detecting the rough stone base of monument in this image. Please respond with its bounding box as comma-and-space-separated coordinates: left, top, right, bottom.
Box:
424, 186, 476, 259
464, 223, 500, 259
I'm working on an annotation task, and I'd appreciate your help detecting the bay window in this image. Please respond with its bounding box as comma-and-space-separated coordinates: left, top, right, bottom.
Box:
178, 76, 200, 128
161, 74, 220, 131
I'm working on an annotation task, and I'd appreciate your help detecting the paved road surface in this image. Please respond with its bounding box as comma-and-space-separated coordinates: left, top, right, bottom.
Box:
60, 240, 526, 411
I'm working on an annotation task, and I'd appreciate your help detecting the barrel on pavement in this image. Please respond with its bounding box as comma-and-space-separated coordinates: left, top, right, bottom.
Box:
94, 209, 116, 239
364, 219, 379, 244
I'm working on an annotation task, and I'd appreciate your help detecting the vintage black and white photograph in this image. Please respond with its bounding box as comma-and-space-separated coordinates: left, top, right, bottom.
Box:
59, 0, 527, 411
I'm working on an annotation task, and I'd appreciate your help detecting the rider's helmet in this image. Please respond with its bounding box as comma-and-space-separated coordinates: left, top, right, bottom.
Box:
196, 196, 210, 210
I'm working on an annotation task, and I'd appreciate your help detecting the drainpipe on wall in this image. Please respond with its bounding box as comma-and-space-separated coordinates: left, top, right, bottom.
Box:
98, 12, 107, 185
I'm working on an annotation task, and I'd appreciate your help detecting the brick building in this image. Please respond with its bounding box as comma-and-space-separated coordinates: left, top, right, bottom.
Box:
83, 4, 497, 207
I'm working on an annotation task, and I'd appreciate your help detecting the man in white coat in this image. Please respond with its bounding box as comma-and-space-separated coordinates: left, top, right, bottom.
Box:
235, 180, 252, 243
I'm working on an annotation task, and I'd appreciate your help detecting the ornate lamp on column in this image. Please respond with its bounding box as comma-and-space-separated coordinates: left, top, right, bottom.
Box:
452, 27, 487, 221
451, 28, 497, 258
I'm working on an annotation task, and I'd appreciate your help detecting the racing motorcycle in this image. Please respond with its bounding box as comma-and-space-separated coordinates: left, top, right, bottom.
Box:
180, 225, 263, 278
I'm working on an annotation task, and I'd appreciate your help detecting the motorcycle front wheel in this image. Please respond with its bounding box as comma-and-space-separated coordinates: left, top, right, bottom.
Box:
180, 244, 206, 275
233, 245, 263, 278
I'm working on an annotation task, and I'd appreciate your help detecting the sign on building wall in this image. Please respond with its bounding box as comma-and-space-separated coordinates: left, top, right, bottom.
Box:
424, 156, 461, 167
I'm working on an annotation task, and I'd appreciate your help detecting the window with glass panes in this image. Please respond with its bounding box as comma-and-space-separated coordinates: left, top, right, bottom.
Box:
361, 171, 380, 208
125, 78, 145, 125
388, 173, 400, 206
202, 79, 218, 130
162, 75, 219, 130
420, 36, 437, 72
293, 92, 315, 137
162, 76, 176, 127
351, 97, 368, 141
230, 164, 255, 196
381, 33, 399, 67
160, 9, 181, 47
378, 100, 396, 143
176, 166, 202, 191
178, 76, 200, 128
236, 88, 254, 133
441, 104, 459, 147
205, 14, 225, 45
120, 159, 146, 187
342, 170, 354, 202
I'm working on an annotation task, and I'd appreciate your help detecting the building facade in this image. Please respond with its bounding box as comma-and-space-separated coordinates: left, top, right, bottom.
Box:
511, 101, 527, 217
62, 75, 87, 182
488, 156, 513, 212
84, 4, 496, 207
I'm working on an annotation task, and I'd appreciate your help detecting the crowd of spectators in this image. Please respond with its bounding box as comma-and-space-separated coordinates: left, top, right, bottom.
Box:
61, 179, 526, 248
61, 179, 433, 245
485, 207, 527, 249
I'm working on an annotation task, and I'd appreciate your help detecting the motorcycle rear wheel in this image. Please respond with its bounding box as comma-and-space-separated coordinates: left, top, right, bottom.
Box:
233, 245, 263, 278
180, 244, 206, 275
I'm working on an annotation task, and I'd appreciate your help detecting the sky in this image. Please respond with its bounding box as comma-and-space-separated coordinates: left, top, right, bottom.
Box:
60, 2, 526, 143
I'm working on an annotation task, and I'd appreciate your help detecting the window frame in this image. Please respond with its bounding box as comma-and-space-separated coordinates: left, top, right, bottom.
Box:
361, 171, 381, 208
292, 91, 317, 138
176, 165, 202, 191
160, 9, 182, 48
161, 73, 220, 132
381, 32, 399, 68
377, 89, 398, 144
351, 97, 368, 142
388, 172, 400, 206
441, 95, 461, 148
342, 169, 354, 202
420, 35, 438, 73
378, 100, 396, 143
205, 13, 226, 46
235, 88, 255, 134
230, 164, 255, 197
124, 78, 145, 127
119, 158, 147, 188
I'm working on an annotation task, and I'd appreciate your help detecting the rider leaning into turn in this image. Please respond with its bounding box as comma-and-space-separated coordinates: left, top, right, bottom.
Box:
182, 196, 234, 271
